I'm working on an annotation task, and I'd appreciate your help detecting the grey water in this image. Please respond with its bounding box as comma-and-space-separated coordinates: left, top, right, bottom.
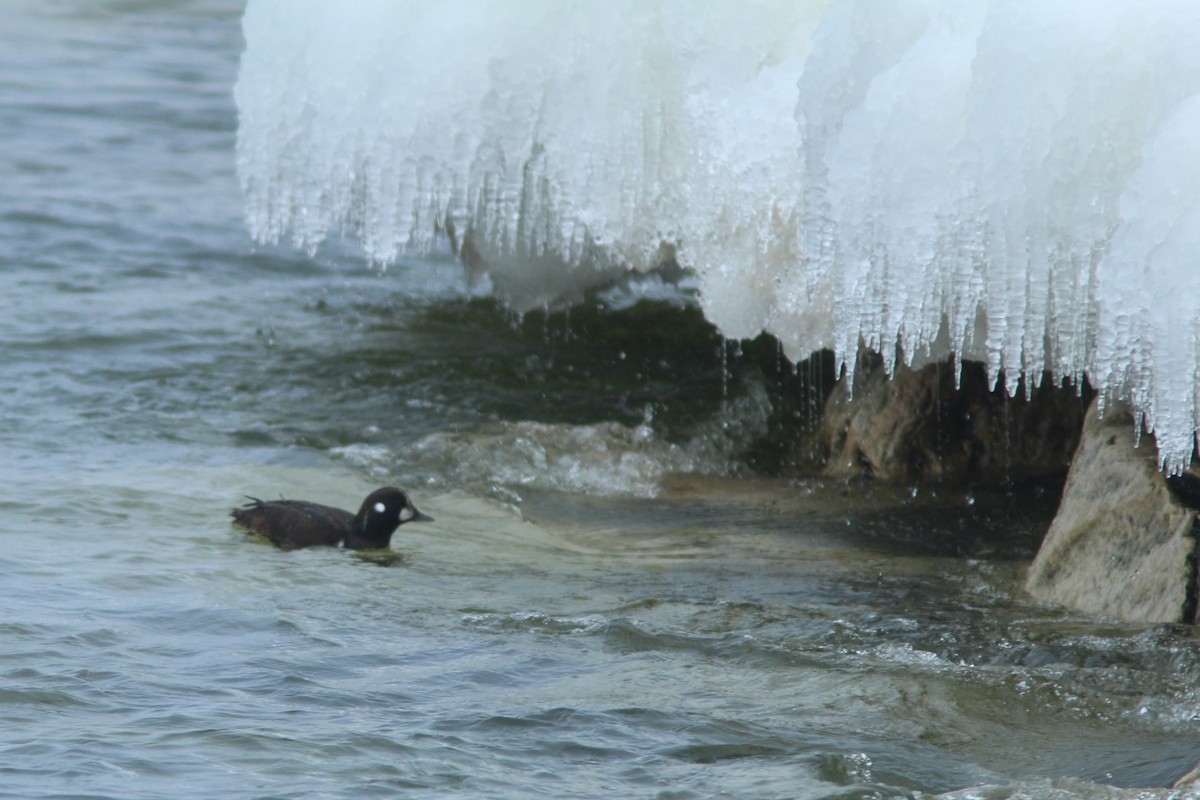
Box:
4, 2, 1200, 798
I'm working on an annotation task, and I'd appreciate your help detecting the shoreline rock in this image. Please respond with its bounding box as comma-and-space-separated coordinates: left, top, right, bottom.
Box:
1025, 401, 1200, 623
814, 348, 1091, 485
788, 345, 1200, 622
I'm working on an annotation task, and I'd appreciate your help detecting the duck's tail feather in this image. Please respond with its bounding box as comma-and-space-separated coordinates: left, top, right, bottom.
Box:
230, 496, 265, 522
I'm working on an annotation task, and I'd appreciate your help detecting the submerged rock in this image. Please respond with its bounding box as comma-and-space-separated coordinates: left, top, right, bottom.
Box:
816, 348, 1089, 484
1025, 401, 1200, 624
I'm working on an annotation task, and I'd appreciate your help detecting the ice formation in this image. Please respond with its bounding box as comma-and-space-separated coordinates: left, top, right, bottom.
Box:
236, 0, 1200, 470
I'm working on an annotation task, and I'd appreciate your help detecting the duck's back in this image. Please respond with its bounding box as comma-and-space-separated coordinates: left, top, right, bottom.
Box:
232, 498, 355, 550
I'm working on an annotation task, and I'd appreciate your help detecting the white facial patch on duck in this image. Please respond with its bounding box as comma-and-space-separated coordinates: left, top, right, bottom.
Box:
400, 506, 416, 522
374, 502, 387, 514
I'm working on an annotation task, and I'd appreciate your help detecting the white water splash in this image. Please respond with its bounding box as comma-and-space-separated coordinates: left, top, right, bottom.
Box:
236, 0, 1200, 470
332, 385, 772, 500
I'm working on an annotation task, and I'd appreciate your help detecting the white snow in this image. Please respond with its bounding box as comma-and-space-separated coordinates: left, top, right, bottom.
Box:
236, 0, 1200, 471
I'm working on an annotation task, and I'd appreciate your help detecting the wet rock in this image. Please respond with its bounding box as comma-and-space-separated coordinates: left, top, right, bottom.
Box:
816, 348, 1089, 484
1025, 401, 1200, 623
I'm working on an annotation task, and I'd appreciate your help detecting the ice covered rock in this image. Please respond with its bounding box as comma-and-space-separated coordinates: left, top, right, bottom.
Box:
236, 0, 1200, 471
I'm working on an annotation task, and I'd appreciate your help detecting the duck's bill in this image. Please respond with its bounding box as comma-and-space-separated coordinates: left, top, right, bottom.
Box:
412, 510, 435, 523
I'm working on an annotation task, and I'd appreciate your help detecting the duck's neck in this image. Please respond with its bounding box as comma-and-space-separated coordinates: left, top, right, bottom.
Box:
345, 517, 392, 550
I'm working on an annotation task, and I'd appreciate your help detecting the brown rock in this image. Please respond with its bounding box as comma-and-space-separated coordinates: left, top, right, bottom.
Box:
1025, 400, 1200, 623
816, 347, 1089, 484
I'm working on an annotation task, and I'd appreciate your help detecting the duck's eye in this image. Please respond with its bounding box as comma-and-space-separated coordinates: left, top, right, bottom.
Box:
373, 502, 387, 514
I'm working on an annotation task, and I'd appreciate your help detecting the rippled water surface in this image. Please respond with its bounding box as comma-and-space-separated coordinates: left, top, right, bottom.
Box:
4, 3, 1200, 799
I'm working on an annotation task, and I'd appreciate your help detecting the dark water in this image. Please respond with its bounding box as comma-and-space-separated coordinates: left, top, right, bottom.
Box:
4, 2, 1200, 798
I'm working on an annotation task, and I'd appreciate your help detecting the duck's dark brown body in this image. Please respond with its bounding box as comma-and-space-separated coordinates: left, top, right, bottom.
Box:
231, 487, 431, 550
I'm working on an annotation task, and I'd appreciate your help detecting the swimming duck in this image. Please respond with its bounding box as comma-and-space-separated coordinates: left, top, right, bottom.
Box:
231, 486, 432, 550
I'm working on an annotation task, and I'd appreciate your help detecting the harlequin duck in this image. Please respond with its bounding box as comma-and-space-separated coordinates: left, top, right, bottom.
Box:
231, 486, 433, 550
